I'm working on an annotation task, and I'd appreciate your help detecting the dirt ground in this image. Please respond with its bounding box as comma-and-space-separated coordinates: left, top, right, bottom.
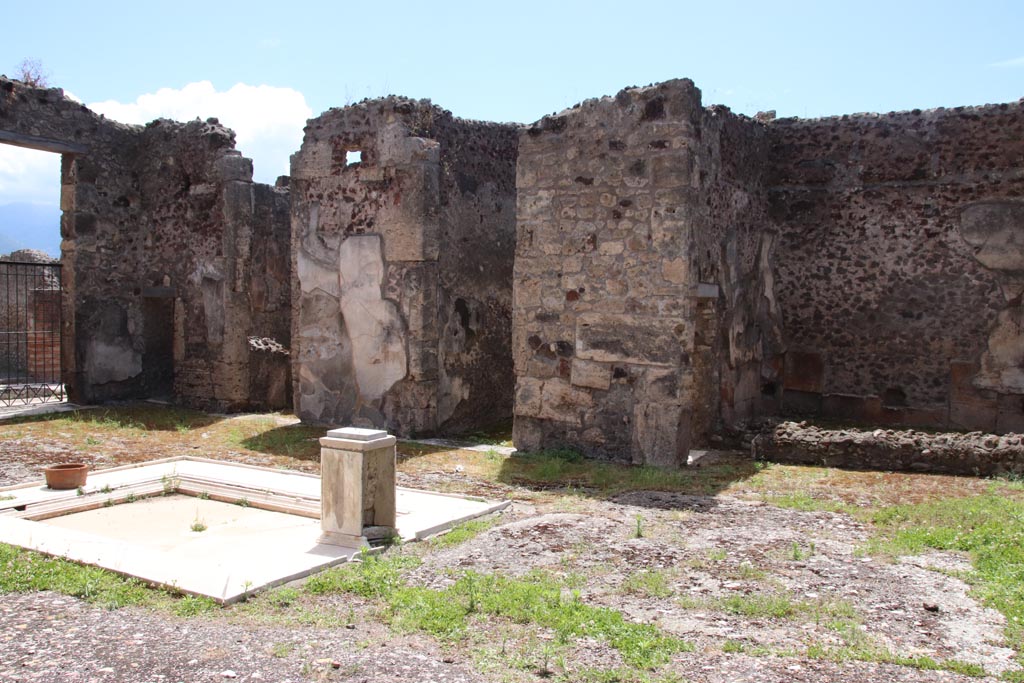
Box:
0, 406, 1020, 682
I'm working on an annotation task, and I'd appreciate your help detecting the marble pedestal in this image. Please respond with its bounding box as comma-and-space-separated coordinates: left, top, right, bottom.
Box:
318, 427, 397, 548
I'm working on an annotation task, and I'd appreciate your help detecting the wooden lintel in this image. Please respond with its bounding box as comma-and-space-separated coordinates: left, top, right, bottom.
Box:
0, 129, 88, 155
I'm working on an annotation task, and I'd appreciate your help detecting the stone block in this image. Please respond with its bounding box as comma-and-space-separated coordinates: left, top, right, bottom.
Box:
570, 359, 611, 391
576, 313, 689, 366
514, 377, 544, 417
782, 389, 822, 415
783, 350, 825, 393
214, 154, 254, 182
821, 394, 881, 422
950, 401, 998, 432
997, 394, 1024, 434
512, 416, 544, 453
539, 378, 593, 426
632, 402, 689, 467
650, 153, 693, 187
641, 367, 680, 401
407, 344, 439, 381
661, 257, 687, 285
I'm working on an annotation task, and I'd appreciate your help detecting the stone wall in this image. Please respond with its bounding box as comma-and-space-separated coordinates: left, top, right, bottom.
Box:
0, 77, 291, 411
290, 98, 517, 435
753, 421, 1024, 476
768, 103, 1024, 433
511, 80, 777, 464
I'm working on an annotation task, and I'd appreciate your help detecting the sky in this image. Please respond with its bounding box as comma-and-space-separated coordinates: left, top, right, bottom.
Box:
1, 0, 1023, 252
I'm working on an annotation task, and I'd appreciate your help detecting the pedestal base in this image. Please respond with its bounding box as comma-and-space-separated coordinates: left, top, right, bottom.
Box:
317, 531, 369, 549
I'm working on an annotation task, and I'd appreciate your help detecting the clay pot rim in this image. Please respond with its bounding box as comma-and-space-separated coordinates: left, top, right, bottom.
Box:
43, 463, 89, 490
44, 463, 89, 471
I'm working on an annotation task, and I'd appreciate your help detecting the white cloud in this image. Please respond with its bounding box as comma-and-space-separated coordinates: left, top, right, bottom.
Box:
0, 145, 62, 205
90, 81, 312, 183
0, 81, 312, 206
989, 56, 1024, 68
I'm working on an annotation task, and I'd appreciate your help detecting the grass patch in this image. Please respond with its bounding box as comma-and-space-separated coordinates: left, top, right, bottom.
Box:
172, 594, 218, 616
720, 593, 796, 619
0, 542, 150, 609
767, 492, 856, 515
270, 641, 295, 658
869, 492, 1024, 652
621, 569, 673, 599
0, 542, 226, 617
429, 517, 497, 548
678, 590, 858, 625
306, 553, 692, 669
806, 642, 986, 677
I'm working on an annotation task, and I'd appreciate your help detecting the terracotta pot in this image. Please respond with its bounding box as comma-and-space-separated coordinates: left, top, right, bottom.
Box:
44, 463, 89, 490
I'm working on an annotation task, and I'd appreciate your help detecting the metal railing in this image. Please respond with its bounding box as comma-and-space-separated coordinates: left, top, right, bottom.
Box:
0, 260, 63, 406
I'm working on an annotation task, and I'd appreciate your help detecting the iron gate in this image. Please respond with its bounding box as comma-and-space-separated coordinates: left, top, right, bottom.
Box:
0, 260, 63, 406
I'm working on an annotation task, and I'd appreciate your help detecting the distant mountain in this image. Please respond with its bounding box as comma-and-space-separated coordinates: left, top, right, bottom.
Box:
0, 203, 61, 258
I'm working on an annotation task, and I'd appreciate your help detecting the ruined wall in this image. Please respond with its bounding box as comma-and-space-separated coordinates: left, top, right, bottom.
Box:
129, 119, 292, 410
290, 98, 517, 435
512, 80, 776, 464
432, 117, 519, 432
768, 102, 1024, 433
698, 109, 782, 434
0, 77, 291, 411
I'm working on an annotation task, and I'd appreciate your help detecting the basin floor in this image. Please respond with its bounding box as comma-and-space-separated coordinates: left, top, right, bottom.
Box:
0, 457, 508, 603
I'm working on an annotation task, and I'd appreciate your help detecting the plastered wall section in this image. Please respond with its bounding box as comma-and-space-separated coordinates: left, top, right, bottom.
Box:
290, 98, 517, 436
0, 77, 291, 411
768, 102, 1024, 433
512, 80, 775, 464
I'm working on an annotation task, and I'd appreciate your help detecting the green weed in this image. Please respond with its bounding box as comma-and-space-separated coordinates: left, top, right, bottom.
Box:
621, 569, 673, 599
869, 493, 1024, 652
0, 543, 149, 609
172, 594, 217, 616
806, 641, 986, 677
430, 518, 497, 548
271, 641, 295, 658
306, 554, 691, 669
768, 492, 853, 514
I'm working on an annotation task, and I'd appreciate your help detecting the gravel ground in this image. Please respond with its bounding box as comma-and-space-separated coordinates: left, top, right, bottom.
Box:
0, 425, 1019, 682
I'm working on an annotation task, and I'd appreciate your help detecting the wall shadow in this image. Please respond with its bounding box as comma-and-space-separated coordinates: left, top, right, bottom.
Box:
238, 424, 322, 460
494, 449, 762, 511
6, 403, 222, 432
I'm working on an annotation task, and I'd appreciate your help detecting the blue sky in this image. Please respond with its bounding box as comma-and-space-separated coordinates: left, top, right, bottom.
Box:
2, 0, 1023, 254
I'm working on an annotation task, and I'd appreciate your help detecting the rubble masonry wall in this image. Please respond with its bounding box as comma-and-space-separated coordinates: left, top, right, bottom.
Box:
768, 103, 1024, 433
511, 80, 778, 464
290, 98, 517, 435
0, 77, 291, 410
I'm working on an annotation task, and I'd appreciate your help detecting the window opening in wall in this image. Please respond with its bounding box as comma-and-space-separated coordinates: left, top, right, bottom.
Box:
345, 150, 363, 166
0, 144, 64, 407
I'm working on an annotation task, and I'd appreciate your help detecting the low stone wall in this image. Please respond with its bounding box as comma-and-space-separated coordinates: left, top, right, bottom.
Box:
752, 421, 1024, 476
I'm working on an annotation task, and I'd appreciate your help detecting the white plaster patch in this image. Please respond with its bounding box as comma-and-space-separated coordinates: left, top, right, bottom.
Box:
85, 339, 142, 385
297, 254, 341, 297
337, 235, 407, 400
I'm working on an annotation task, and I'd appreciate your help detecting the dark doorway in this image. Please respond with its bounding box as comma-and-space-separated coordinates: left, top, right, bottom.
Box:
141, 294, 175, 400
